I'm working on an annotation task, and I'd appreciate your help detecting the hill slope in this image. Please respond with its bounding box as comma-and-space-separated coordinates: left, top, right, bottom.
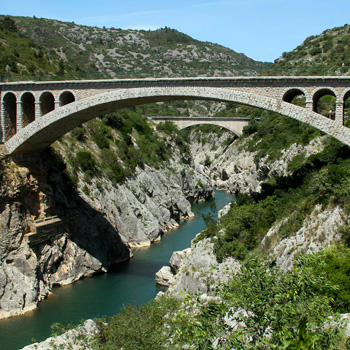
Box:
264, 23, 350, 76
0, 15, 271, 81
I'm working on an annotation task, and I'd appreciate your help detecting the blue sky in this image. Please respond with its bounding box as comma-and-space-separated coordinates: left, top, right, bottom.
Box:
2, 0, 350, 62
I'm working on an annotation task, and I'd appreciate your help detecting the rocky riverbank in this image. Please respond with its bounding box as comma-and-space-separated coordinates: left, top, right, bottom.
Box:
0, 137, 213, 319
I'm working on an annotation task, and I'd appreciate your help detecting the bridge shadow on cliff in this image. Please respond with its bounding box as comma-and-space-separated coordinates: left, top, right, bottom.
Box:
12, 148, 130, 270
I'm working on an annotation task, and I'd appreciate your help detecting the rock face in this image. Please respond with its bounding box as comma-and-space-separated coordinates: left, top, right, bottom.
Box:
187, 129, 235, 176
75, 159, 213, 248
0, 154, 130, 319
210, 135, 326, 194
0, 144, 213, 319
261, 204, 345, 271
157, 238, 241, 297
21, 319, 98, 350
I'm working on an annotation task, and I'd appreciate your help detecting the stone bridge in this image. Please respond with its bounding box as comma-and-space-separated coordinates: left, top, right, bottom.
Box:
151, 117, 250, 136
2, 76, 350, 154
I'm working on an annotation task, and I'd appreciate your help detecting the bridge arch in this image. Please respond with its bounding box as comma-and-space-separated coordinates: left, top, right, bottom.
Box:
281, 87, 308, 103
311, 87, 337, 116
154, 117, 248, 136
20, 92, 35, 128
59, 90, 76, 106
5, 86, 350, 154
2, 92, 17, 140
39, 91, 55, 116
177, 121, 239, 135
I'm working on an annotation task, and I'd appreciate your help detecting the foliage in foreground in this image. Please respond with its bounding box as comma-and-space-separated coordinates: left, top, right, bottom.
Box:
92, 247, 350, 349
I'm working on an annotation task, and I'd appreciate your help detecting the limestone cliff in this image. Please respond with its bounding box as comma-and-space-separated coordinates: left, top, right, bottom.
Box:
0, 138, 213, 319
210, 135, 327, 194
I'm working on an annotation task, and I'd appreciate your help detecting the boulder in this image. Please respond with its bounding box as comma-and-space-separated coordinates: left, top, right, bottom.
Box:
155, 266, 174, 286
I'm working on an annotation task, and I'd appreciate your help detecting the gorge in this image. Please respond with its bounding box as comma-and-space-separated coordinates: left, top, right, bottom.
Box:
2, 14, 350, 349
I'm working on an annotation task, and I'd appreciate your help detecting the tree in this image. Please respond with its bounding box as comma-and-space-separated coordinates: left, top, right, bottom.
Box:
0, 17, 17, 32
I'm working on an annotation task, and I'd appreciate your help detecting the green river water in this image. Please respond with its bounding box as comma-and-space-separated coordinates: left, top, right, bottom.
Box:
0, 189, 235, 350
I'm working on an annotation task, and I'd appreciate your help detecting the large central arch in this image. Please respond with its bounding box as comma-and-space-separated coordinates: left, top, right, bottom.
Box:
5, 86, 350, 154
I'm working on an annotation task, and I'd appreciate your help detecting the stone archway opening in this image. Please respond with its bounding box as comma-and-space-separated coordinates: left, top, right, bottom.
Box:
312, 89, 336, 120
60, 91, 75, 106
3, 92, 17, 140
40, 92, 55, 116
282, 88, 306, 107
344, 91, 350, 127
21, 92, 35, 127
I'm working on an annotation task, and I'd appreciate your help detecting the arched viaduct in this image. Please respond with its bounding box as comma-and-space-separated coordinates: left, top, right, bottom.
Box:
2, 76, 350, 154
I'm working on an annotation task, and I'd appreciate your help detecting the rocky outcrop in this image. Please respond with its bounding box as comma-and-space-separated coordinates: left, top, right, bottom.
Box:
261, 204, 346, 271
156, 238, 240, 297
75, 160, 213, 248
187, 129, 235, 176
21, 319, 98, 350
155, 266, 174, 286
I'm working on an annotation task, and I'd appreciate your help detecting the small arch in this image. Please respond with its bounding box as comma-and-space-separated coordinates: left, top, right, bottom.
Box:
3, 92, 17, 140
282, 88, 306, 107
343, 89, 350, 127
21, 92, 35, 127
59, 91, 75, 106
312, 88, 336, 119
40, 91, 55, 116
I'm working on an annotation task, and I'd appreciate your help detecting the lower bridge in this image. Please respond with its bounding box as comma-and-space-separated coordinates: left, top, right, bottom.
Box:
150, 117, 250, 136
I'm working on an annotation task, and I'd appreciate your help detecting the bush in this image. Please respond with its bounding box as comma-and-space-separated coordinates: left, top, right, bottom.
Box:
75, 151, 96, 174
94, 297, 180, 350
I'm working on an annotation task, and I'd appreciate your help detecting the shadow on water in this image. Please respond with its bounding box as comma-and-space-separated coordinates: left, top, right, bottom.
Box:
0, 184, 235, 350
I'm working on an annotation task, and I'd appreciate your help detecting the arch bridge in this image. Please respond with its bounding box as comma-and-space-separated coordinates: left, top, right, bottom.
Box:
2, 76, 350, 154
150, 117, 250, 136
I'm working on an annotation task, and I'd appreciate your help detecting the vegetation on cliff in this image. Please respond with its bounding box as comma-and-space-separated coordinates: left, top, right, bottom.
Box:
54, 109, 190, 189
0, 16, 60, 78
263, 23, 350, 76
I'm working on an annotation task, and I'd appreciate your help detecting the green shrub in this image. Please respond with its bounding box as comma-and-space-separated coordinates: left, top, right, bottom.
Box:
94, 297, 180, 350
75, 151, 96, 174
71, 127, 85, 141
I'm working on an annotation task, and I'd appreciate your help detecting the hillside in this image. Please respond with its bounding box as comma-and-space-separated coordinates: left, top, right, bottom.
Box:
264, 23, 350, 76
0, 17, 62, 78
0, 15, 271, 81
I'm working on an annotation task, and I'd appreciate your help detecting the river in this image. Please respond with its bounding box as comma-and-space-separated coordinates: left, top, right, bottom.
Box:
0, 189, 235, 350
